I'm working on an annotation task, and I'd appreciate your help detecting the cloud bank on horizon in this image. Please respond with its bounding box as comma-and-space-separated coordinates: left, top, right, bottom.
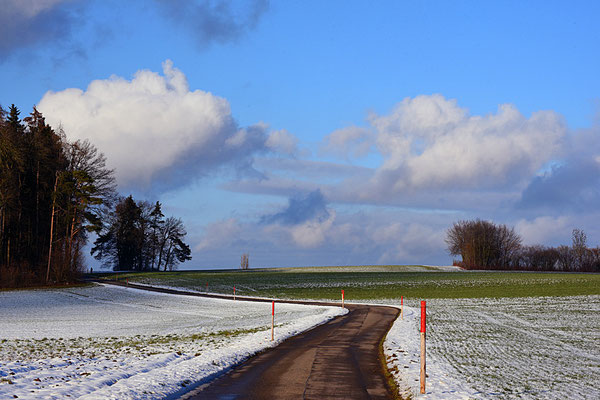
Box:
3, 0, 599, 267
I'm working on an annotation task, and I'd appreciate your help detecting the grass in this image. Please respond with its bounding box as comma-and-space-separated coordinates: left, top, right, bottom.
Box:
1, 327, 271, 363
0, 282, 92, 292
91, 265, 600, 300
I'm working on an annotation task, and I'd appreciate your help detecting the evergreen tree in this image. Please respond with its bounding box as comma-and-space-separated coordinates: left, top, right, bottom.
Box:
92, 196, 191, 271
0, 105, 115, 287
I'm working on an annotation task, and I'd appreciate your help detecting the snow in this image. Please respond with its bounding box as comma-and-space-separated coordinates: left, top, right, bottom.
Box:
381, 296, 600, 399
3, 283, 598, 400
0, 284, 346, 399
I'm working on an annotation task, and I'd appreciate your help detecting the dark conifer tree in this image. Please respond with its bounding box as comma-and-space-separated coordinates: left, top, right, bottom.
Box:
92, 196, 191, 271
0, 105, 115, 287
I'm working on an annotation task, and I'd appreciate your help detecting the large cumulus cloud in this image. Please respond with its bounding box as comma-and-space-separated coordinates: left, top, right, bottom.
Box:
241, 95, 569, 211
371, 94, 566, 192
38, 60, 276, 190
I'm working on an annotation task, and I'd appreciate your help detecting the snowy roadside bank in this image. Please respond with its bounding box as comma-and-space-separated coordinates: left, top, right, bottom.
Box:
378, 295, 600, 400
0, 284, 346, 400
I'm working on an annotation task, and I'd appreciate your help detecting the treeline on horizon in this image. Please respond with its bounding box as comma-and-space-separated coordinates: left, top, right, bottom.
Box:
0, 105, 190, 289
447, 219, 600, 272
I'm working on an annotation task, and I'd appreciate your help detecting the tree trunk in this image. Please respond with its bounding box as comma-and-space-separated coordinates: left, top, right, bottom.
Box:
46, 173, 58, 283
6, 236, 10, 267
163, 243, 173, 272
35, 161, 39, 254
66, 207, 77, 276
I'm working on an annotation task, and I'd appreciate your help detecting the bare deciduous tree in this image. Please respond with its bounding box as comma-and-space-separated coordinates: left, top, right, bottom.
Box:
240, 253, 249, 270
446, 219, 521, 269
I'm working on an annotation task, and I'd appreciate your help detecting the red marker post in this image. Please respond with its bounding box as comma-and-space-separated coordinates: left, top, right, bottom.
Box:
206, 282, 208, 292
401, 295, 404, 320
271, 301, 275, 341
233, 285, 236, 300
420, 300, 426, 394
341, 289, 345, 308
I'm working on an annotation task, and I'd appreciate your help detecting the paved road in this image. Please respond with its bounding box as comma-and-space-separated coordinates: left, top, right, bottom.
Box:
96, 280, 400, 399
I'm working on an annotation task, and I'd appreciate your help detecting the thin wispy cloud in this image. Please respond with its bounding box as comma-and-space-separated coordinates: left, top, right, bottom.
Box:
154, 0, 269, 48
262, 189, 330, 226
0, 0, 81, 60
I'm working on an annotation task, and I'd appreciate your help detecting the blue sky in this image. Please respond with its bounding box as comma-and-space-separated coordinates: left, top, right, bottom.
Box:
1, 0, 599, 268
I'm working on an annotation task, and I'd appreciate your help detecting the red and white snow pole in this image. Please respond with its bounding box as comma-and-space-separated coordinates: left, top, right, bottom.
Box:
233, 285, 236, 300
271, 301, 275, 341
341, 289, 345, 308
401, 295, 404, 320
206, 282, 208, 292
420, 300, 426, 394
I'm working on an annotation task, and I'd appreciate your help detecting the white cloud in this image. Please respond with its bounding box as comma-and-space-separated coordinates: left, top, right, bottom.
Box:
38, 60, 269, 190
265, 129, 298, 155
372, 94, 466, 140
4, 0, 67, 18
515, 216, 572, 245
321, 126, 374, 158
193, 207, 451, 267
243, 95, 568, 213
288, 211, 336, 248
371, 95, 566, 191
195, 218, 242, 251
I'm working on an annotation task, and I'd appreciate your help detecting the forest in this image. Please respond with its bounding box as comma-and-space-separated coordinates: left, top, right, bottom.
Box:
0, 105, 190, 288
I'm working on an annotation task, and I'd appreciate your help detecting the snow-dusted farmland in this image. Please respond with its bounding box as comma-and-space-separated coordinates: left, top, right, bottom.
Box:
0, 284, 345, 399
384, 295, 600, 399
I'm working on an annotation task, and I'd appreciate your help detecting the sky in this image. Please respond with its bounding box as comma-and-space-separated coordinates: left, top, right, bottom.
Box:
1, 0, 599, 269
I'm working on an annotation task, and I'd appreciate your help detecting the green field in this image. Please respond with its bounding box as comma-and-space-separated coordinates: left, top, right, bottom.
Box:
93, 265, 600, 300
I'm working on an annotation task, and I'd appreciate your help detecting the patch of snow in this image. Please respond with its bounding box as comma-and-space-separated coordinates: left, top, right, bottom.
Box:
0, 284, 346, 399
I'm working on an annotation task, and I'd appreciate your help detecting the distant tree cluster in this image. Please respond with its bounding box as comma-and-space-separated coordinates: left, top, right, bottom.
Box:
446, 219, 521, 269
92, 197, 191, 271
1, 105, 116, 287
447, 220, 600, 272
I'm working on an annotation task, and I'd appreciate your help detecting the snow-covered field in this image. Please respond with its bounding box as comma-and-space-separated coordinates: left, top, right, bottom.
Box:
383, 296, 600, 399
3, 283, 598, 400
0, 284, 346, 399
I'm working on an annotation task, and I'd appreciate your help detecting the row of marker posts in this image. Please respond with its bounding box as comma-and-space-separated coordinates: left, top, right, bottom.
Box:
116, 280, 423, 390
219, 285, 427, 392
121, 280, 426, 392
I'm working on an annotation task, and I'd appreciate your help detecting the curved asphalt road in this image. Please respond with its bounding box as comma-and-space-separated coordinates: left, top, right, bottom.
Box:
97, 280, 400, 399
